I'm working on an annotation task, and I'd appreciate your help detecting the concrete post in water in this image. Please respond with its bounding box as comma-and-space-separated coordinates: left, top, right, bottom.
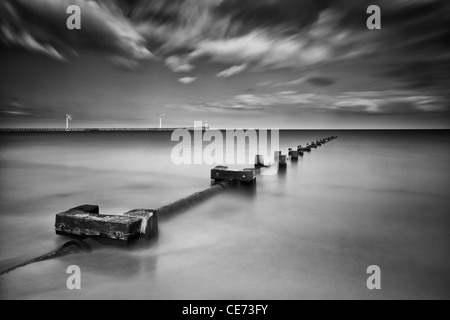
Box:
290, 150, 299, 159
279, 155, 287, 167
55, 209, 142, 245
123, 209, 158, 240
254, 155, 265, 168
298, 145, 310, 152
274, 151, 282, 162
211, 166, 256, 183
55, 205, 158, 244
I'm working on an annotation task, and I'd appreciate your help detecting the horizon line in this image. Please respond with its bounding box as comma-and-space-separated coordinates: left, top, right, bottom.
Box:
0, 127, 449, 131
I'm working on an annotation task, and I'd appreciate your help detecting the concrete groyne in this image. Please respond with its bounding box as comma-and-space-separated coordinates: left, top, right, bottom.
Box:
0, 136, 338, 276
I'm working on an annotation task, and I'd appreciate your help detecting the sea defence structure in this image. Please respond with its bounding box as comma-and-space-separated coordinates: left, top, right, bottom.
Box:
55, 206, 158, 244
0, 136, 338, 276
0, 128, 187, 133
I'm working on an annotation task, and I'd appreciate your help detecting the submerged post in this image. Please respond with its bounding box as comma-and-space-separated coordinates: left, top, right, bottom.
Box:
274, 151, 281, 162
279, 155, 287, 167
290, 150, 299, 159
255, 155, 265, 168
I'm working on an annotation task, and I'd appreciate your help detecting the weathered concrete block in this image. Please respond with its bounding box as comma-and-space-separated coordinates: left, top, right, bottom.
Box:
211, 166, 256, 183
55, 210, 142, 243
290, 150, 299, 159
298, 145, 311, 152
123, 209, 158, 240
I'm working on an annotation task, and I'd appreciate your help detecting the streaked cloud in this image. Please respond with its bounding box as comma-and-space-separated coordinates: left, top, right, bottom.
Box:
169, 90, 448, 115
0, 98, 56, 119
2, 0, 450, 83
165, 56, 194, 73
178, 77, 198, 84
1, 0, 449, 127
0, 0, 155, 68
217, 64, 247, 78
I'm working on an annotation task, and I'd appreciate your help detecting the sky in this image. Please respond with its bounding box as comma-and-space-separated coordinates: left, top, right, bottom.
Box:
0, 0, 449, 129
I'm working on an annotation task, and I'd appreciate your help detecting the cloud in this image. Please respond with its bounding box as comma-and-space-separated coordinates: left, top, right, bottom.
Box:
165, 56, 194, 72
169, 90, 449, 116
332, 92, 448, 114
178, 77, 198, 84
188, 28, 337, 71
273, 78, 306, 88
306, 77, 335, 87
0, 0, 155, 68
0, 0, 374, 72
1, 0, 450, 100
272, 76, 335, 88
214, 0, 330, 32
256, 81, 274, 87
0, 98, 56, 119
216, 64, 247, 78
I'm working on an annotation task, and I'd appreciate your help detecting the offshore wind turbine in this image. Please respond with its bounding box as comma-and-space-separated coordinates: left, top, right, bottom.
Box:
65, 114, 72, 131
157, 113, 166, 129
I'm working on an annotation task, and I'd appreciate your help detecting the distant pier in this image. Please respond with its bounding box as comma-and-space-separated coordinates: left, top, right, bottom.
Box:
0, 128, 189, 133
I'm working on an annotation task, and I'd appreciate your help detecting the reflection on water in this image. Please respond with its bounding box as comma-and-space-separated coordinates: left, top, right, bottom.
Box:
0, 131, 450, 299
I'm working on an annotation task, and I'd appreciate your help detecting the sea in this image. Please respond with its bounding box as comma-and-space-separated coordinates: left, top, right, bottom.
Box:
0, 130, 449, 299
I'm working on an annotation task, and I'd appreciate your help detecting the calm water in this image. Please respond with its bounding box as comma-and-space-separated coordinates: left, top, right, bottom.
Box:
0, 130, 449, 300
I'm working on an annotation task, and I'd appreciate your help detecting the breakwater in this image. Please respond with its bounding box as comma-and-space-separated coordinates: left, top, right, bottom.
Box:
0, 128, 186, 133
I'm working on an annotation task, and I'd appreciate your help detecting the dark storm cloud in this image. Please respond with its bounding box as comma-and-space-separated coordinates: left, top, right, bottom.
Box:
1, 0, 449, 118
117, 0, 184, 24
355, 1, 450, 92
2, 0, 449, 75
387, 60, 450, 90
380, 0, 450, 49
214, 0, 333, 33
0, 0, 154, 67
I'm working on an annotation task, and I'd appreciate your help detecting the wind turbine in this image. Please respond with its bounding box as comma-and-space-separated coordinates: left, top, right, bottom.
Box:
65, 114, 72, 131
157, 113, 166, 129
